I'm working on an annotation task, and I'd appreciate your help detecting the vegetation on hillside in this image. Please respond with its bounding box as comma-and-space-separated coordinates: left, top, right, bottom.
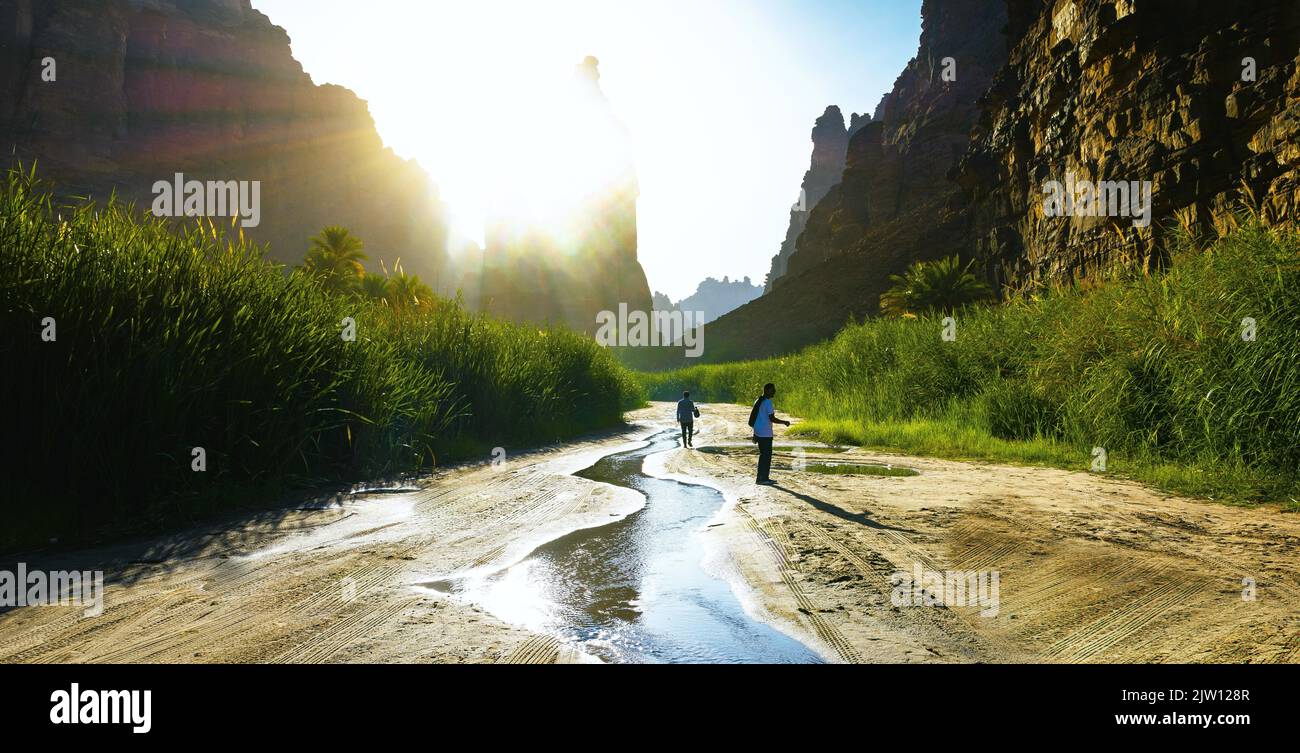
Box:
300, 224, 437, 311
879, 255, 992, 316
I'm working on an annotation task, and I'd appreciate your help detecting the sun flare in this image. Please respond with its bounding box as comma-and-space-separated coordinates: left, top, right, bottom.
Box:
489, 57, 637, 247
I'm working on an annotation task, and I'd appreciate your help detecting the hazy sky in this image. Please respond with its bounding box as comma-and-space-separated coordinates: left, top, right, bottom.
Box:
252, 0, 922, 300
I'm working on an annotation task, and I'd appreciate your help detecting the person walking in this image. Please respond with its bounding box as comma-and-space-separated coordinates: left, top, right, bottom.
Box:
748, 382, 790, 484
677, 391, 700, 448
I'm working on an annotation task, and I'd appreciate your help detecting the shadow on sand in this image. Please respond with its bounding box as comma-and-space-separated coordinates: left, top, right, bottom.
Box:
768, 482, 917, 534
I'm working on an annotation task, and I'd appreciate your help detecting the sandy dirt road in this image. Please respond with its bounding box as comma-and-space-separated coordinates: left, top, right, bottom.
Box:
1, 402, 1297, 663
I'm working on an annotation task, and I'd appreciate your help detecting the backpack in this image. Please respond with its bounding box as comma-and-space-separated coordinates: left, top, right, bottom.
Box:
747, 396, 764, 428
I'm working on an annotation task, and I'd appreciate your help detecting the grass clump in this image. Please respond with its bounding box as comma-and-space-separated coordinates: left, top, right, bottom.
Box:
803, 462, 918, 477
0, 167, 642, 550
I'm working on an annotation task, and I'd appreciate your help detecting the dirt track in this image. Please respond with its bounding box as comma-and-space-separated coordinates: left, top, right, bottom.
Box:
1, 402, 1297, 663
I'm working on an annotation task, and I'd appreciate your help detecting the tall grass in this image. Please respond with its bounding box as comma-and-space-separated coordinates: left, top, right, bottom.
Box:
642, 219, 1300, 505
0, 167, 642, 550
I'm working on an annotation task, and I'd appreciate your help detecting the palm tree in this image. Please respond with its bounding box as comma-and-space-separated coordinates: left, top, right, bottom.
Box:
301, 226, 368, 294
879, 255, 992, 316
386, 262, 435, 312
359, 274, 392, 303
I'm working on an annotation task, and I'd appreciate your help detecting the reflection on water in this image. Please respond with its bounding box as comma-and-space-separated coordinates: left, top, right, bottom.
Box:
432, 431, 823, 664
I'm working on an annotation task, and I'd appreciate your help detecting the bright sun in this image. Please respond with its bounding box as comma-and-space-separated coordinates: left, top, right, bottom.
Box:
255, 0, 805, 296
489, 57, 636, 245
369, 0, 646, 252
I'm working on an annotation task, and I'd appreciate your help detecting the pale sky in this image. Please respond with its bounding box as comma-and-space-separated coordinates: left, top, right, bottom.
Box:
252, 0, 921, 300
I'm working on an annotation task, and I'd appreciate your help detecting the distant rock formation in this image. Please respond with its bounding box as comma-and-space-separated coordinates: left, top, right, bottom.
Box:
478, 56, 653, 333
0, 0, 450, 284
675, 276, 762, 324
652, 291, 677, 311
786, 0, 1008, 279
763, 105, 867, 291
658, 276, 762, 324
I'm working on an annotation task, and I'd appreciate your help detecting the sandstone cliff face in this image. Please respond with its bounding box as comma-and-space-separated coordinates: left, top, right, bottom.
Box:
763, 105, 865, 291
955, 0, 1300, 290
700, 0, 1299, 365
478, 57, 653, 334
786, 0, 1009, 280
0, 0, 450, 283
689, 0, 1009, 364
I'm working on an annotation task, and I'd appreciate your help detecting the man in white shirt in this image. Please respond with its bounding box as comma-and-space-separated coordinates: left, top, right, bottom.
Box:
748, 382, 790, 485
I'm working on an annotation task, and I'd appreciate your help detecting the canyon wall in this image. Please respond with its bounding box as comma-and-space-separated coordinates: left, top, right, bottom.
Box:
786, 0, 1009, 280
955, 0, 1300, 289
694, 0, 1008, 363
700, 0, 1300, 364
0, 0, 450, 284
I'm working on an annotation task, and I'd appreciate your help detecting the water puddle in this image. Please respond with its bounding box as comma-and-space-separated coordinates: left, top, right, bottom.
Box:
424, 430, 823, 663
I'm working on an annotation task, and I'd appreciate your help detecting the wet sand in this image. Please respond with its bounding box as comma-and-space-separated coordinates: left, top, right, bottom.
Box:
655, 403, 1300, 663
1, 402, 1297, 663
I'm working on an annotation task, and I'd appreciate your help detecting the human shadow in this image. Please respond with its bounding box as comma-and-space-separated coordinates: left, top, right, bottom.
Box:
769, 483, 917, 534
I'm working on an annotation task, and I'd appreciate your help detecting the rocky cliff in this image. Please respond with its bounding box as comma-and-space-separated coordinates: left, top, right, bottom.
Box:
763, 105, 866, 291
697, 0, 1299, 365
0, 0, 450, 283
694, 0, 1008, 363
955, 0, 1300, 289
786, 0, 1009, 279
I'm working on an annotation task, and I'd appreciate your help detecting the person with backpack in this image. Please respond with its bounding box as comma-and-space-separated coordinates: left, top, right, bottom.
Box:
677, 391, 700, 447
748, 382, 790, 485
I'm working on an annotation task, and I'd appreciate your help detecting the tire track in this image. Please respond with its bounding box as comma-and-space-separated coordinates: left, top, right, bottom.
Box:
877, 528, 945, 573
271, 598, 416, 664
7, 611, 139, 663
87, 477, 590, 662
795, 518, 1026, 659
1003, 558, 1164, 616
1046, 579, 1207, 662
791, 519, 896, 593
85, 596, 279, 663
499, 634, 561, 664
43, 581, 267, 662
303, 563, 402, 617
1268, 622, 1300, 664
0, 606, 109, 662
66, 556, 403, 662
947, 519, 1022, 573
0, 435, 651, 664
734, 506, 861, 664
